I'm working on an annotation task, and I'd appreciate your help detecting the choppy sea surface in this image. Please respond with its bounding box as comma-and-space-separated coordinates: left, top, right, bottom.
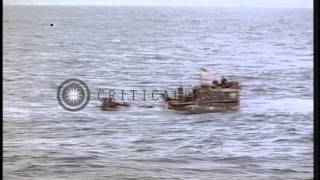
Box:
3, 6, 313, 179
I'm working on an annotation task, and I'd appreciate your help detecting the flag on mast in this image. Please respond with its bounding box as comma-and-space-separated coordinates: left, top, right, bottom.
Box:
199, 68, 222, 83
200, 68, 212, 77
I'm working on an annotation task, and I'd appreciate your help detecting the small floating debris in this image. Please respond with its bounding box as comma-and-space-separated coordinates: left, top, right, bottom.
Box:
101, 98, 130, 111
50, 23, 54, 27
138, 104, 154, 108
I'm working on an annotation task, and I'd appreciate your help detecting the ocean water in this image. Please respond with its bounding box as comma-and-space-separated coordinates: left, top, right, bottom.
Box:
3, 6, 313, 179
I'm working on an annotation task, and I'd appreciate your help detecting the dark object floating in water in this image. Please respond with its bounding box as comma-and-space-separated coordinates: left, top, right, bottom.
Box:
50, 24, 54, 26
101, 98, 130, 111
164, 69, 240, 112
138, 104, 154, 108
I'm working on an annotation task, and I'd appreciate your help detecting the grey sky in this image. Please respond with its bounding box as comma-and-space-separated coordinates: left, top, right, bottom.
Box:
4, 0, 312, 8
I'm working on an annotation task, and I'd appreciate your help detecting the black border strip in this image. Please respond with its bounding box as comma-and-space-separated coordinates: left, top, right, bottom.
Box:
314, 0, 319, 179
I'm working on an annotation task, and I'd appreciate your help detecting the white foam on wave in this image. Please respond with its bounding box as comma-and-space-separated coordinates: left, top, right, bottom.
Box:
243, 97, 313, 114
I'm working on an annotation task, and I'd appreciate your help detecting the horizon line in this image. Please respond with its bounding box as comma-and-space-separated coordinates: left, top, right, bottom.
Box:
3, 4, 313, 9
